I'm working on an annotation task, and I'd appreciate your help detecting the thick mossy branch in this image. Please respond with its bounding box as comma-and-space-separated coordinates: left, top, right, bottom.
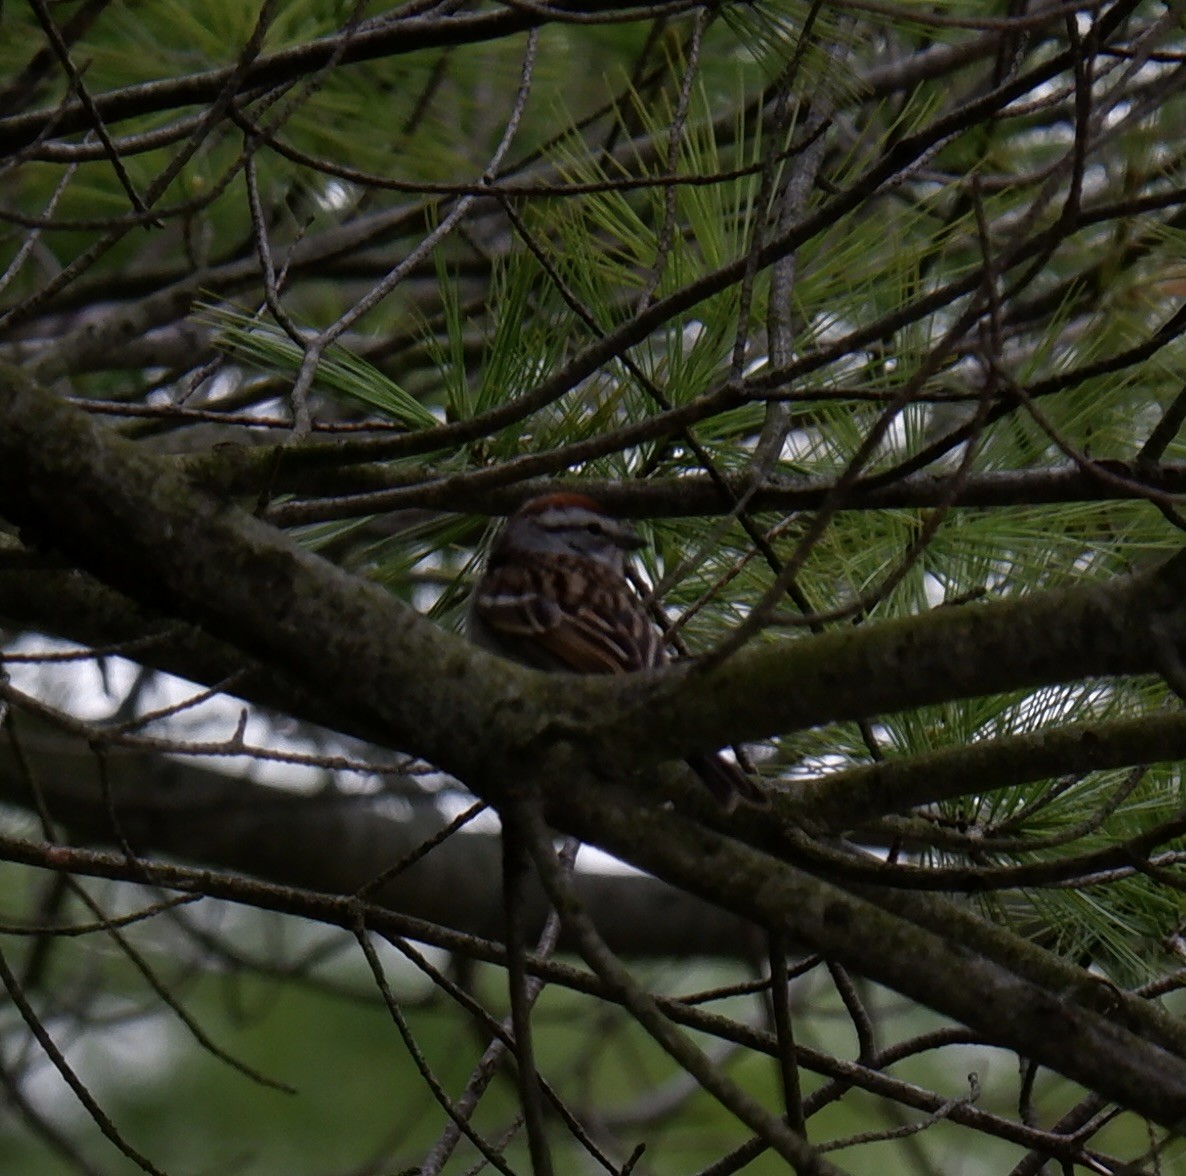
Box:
5, 369, 1186, 1124
623, 560, 1185, 768
3, 363, 1186, 796
550, 775, 1186, 1130
0, 363, 535, 787
787, 713, 1186, 830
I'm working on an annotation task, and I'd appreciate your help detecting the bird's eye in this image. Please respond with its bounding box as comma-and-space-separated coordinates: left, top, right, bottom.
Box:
585, 522, 604, 535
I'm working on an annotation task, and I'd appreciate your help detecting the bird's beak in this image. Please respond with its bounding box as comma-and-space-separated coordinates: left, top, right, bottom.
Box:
615, 522, 646, 550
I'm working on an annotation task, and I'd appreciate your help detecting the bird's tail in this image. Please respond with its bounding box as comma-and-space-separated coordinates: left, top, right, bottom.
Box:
686, 752, 769, 811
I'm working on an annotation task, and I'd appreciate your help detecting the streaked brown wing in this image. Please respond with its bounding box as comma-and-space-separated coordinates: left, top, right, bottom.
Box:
473, 570, 563, 639
534, 615, 636, 674
475, 554, 664, 674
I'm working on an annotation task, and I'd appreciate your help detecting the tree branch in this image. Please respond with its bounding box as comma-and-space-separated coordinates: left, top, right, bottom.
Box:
5, 367, 1186, 1125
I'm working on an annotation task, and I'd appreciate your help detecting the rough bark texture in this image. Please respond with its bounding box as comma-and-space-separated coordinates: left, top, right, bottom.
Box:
5, 367, 1186, 1127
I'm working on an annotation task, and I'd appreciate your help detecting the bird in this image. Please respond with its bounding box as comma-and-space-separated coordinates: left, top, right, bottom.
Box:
469, 492, 767, 809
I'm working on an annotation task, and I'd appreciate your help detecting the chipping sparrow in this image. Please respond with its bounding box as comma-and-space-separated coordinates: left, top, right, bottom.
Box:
470, 493, 767, 809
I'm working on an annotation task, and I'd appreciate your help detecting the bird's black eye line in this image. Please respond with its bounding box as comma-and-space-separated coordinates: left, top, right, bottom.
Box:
585, 522, 604, 535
